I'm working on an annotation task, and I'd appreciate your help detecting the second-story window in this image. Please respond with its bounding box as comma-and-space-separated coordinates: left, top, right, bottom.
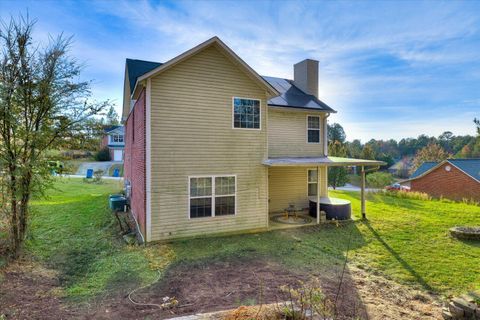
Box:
111, 134, 124, 143
233, 97, 260, 129
307, 115, 320, 143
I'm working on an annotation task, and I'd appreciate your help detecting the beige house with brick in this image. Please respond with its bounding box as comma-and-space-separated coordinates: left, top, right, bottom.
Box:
123, 37, 382, 243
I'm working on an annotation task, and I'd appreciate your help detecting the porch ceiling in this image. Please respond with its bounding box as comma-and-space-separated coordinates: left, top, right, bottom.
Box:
262, 156, 386, 167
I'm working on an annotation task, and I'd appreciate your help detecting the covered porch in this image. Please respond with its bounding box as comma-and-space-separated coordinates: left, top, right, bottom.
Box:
264, 156, 385, 229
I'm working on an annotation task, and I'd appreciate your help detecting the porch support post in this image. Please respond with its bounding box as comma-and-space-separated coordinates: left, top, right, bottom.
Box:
316, 165, 320, 224
361, 166, 366, 219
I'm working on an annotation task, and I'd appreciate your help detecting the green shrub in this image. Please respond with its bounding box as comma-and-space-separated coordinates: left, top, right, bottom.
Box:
94, 147, 111, 161
366, 171, 394, 188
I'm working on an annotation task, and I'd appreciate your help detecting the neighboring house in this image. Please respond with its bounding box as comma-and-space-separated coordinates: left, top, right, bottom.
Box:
402, 159, 480, 201
388, 157, 413, 178
122, 37, 382, 242
101, 126, 125, 161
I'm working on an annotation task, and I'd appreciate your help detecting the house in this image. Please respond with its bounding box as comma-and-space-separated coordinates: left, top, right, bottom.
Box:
387, 157, 413, 178
122, 37, 383, 243
402, 159, 480, 201
101, 126, 125, 161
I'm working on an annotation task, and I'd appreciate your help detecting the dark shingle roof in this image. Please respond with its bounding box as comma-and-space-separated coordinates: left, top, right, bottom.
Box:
262, 76, 336, 112
410, 161, 438, 178
126, 59, 162, 93
125, 59, 336, 112
449, 159, 480, 182
410, 159, 480, 182
104, 125, 122, 134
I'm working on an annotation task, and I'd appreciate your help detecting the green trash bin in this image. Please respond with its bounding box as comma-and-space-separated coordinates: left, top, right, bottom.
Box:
109, 196, 126, 211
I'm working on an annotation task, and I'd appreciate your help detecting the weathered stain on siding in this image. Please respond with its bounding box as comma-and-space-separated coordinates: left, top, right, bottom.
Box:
267, 108, 326, 158
149, 44, 269, 241
268, 166, 327, 213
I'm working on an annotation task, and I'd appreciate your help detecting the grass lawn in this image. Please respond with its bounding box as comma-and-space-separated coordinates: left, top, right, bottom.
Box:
20, 178, 480, 303
26, 178, 163, 300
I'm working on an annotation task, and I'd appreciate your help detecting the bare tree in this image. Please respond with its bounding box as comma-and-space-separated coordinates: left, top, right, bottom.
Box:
0, 15, 109, 258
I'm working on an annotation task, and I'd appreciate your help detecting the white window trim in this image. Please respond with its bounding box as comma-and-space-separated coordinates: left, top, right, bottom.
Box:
306, 115, 321, 144
188, 174, 237, 219
307, 168, 318, 197
232, 97, 262, 131
109, 134, 124, 144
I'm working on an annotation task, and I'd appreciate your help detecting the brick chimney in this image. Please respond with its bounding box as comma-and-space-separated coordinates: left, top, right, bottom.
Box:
293, 59, 319, 98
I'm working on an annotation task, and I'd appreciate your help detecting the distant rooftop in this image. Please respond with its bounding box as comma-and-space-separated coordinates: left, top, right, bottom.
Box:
448, 158, 480, 182
410, 159, 480, 182
410, 161, 438, 178
104, 125, 124, 134
125, 59, 335, 112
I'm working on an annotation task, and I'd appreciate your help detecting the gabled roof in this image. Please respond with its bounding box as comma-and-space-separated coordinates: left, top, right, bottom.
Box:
132, 36, 278, 98
104, 125, 124, 135
410, 161, 438, 178
404, 159, 480, 183
448, 159, 480, 182
126, 59, 162, 94
123, 59, 336, 112
262, 76, 336, 112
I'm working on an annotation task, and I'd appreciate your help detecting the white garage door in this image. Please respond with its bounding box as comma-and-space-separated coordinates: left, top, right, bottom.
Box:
113, 149, 123, 161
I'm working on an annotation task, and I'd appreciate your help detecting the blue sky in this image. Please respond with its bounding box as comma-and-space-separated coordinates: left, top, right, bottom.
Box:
2, 0, 480, 142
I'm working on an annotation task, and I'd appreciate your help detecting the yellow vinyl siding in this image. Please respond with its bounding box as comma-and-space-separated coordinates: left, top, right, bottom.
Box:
149, 45, 268, 241
268, 109, 326, 157
268, 166, 327, 213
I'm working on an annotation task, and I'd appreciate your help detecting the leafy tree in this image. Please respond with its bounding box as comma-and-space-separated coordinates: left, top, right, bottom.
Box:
474, 118, 480, 135
327, 123, 346, 143
361, 144, 376, 160
60, 117, 105, 151
104, 106, 119, 125
376, 153, 394, 168
328, 141, 348, 189
366, 172, 394, 188
345, 139, 362, 158
0, 16, 108, 258
410, 143, 450, 174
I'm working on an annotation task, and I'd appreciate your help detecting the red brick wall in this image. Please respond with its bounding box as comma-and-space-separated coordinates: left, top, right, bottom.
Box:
411, 162, 480, 201
101, 135, 108, 149
100, 135, 115, 159
124, 89, 146, 237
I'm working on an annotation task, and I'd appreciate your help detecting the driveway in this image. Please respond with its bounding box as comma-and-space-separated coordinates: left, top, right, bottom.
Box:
329, 183, 379, 192
75, 161, 122, 177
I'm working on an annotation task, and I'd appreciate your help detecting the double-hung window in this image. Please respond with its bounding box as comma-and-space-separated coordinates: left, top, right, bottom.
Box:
307, 169, 318, 197
307, 116, 320, 143
111, 134, 124, 143
233, 97, 260, 129
189, 176, 236, 218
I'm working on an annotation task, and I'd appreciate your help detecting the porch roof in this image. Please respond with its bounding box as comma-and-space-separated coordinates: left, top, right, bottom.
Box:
262, 156, 386, 167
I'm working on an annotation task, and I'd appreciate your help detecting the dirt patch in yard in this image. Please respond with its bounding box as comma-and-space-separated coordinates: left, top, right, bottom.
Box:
86, 256, 442, 320
0, 260, 78, 319
84, 257, 367, 319
349, 266, 442, 319
0, 257, 443, 320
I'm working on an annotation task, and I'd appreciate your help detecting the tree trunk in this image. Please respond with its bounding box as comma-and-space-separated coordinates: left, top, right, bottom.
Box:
9, 198, 20, 258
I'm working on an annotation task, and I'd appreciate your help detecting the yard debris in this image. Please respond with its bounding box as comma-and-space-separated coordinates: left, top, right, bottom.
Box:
123, 232, 137, 245
443, 291, 480, 319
